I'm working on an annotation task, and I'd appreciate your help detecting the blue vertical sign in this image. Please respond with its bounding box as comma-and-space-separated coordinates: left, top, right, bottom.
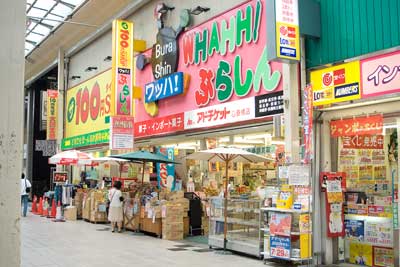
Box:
156, 147, 175, 191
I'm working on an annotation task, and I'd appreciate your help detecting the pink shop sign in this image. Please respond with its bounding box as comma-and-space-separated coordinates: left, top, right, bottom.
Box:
361, 50, 400, 98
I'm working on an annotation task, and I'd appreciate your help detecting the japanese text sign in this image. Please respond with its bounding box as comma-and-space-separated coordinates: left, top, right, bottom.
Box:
64, 70, 111, 148
110, 116, 134, 150
342, 135, 384, 149
46, 90, 58, 140
135, 0, 283, 133
145, 72, 183, 103
184, 97, 255, 130
112, 20, 133, 116
157, 147, 175, 191
330, 115, 383, 137
270, 236, 291, 259
311, 61, 361, 106
361, 50, 400, 98
255, 91, 284, 117
275, 0, 300, 61
135, 113, 184, 138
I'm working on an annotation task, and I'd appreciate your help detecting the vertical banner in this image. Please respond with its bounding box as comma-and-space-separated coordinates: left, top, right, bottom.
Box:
303, 84, 313, 163
109, 116, 134, 150
156, 147, 175, 191
41, 91, 48, 131
46, 90, 58, 140
275, 0, 300, 61
111, 20, 134, 116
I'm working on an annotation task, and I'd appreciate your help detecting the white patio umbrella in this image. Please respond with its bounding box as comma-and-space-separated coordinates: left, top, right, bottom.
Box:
48, 150, 93, 165
186, 147, 269, 252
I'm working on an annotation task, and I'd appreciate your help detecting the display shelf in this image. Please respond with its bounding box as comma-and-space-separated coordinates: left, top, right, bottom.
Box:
261, 207, 310, 213
209, 197, 263, 257
210, 217, 260, 227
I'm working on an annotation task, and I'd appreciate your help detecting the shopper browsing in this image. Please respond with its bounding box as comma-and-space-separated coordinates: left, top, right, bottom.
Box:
108, 181, 124, 233
20, 173, 31, 217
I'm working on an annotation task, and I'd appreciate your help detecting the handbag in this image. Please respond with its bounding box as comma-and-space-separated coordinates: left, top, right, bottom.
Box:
25, 178, 31, 194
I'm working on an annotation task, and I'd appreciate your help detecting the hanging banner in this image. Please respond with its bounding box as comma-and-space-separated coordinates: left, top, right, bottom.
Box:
112, 19, 134, 116
46, 90, 58, 140
109, 116, 134, 150
156, 147, 175, 191
361, 50, 400, 99
326, 202, 345, 237
303, 84, 313, 163
330, 115, 383, 137
310, 61, 361, 106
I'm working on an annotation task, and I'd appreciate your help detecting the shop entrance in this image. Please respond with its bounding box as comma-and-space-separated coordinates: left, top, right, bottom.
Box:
320, 111, 400, 267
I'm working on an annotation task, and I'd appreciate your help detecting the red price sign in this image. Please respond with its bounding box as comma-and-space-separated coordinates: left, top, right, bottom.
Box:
53, 172, 68, 183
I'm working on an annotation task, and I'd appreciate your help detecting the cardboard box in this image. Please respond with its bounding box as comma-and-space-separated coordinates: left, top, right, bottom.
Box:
64, 206, 77, 221
162, 205, 184, 218
90, 211, 107, 222
163, 231, 184, 240
168, 191, 184, 201
173, 198, 190, 212
162, 222, 183, 232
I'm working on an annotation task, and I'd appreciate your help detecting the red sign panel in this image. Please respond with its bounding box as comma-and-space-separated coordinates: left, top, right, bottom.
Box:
134, 112, 184, 138
53, 172, 68, 183
342, 135, 384, 149
330, 115, 383, 137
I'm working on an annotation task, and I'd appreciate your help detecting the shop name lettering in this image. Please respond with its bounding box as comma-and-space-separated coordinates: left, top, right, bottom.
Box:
145, 72, 183, 103
113, 120, 133, 129
118, 72, 131, 114
154, 42, 174, 78
181, 0, 282, 107
367, 64, 400, 86
67, 82, 111, 125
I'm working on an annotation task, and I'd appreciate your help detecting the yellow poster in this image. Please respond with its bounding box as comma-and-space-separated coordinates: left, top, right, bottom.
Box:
349, 242, 372, 266
63, 70, 111, 149
310, 61, 360, 106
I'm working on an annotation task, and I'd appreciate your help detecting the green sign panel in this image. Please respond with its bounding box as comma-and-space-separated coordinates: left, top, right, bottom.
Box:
62, 129, 109, 150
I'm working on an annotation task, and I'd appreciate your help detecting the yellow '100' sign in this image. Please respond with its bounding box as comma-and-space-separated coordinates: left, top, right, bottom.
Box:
65, 69, 112, 138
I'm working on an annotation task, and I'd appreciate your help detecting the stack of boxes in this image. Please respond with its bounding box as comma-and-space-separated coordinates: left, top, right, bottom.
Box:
89, 191, 107, 223
162, 204, 184, 240
74, 191, 84, 219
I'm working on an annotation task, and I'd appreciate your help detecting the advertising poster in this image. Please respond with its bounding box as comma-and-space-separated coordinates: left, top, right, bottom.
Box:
326, 202, 345, 237
344, 219, 365, 242
365, 220, 393, 246
156, 147, 175, 191
342, 135, 384, 150
288, 164, 310, 186
349, 242, 373, 266
270, 236, 291, 259
269, 212, 292, 236
320, 172, 346, 194
46, 90, 58, 140
373, 166, 386, 180
299, 214, 311, 233
109, 116, 134, 150
359, 165, 373, 181
373, 247, 394, 267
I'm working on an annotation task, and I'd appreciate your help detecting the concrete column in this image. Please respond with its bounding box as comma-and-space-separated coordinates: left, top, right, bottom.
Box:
283, 63, 300, 163
57, 48, 65, 152
26, 89, 35, 183
0, 0, 25, 266
320, 119, 334, 264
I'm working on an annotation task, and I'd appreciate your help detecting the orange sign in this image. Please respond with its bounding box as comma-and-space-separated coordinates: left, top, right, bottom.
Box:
330, 115, 383, 137
342, 135, 384, 149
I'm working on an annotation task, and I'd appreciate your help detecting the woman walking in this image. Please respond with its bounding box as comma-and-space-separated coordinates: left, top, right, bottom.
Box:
108, 181, 124, 233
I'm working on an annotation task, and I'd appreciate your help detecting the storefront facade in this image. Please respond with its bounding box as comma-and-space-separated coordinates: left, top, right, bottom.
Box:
311, 50, 400, 267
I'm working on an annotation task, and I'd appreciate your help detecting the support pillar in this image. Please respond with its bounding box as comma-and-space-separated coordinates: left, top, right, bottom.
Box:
0, 0, 25, 266
57, 48, 65, 152
283, 63, 300, 163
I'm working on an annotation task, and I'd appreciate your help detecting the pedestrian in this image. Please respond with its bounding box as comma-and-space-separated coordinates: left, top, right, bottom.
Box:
108, 181, 124, 233
21, 173, 31, 217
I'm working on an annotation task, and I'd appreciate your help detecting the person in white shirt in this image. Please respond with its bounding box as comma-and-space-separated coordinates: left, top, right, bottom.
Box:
21, 173, 31, 217
108, 181, 124, 233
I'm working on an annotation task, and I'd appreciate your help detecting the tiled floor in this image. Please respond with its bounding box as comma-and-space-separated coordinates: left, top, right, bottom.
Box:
21, 214, 267, 267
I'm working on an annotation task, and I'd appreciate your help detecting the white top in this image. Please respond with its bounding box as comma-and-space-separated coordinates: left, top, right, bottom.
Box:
21, 178, 31, 196
108, 188, 122, 207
